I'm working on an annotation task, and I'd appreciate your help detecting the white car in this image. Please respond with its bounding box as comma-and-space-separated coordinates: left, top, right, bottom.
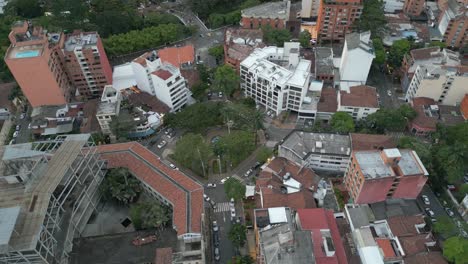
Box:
203, 194, 210, 202
218, 92, 223, 98
20, 113, 26, 119
230, 198, 235, 207
220, 177, 230, 184
425, 208, 435, 217
169, 163, 178, 170
13, 131, 19, 138
244, 169, 253, 177
157, 140, 167, 149
230, 207, 236, 218
422, 195, 430, 205
207, 183, 217, 188
213, 220, 219, 232
387, 90, 392, 96
445, 207, 455, 217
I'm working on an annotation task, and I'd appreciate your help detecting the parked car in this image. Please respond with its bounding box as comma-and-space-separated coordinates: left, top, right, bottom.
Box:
13, 131, 19, 138
447, 185, 456, 191
9, 139, 16, 145
212, 220, 219, 232
157, 140, 167, 149
207, 183, 217, 188
220, 177, 230, 184
166, 133, 174, 139
425, 208, 435, 217
214, 247, 220, 261
169, 163, 178, 170
230, 207, 236, 219
15, 125, 21, 131
431, 218, 437, 223
229, 198, 235, 207
213, 232, 220, 246
20, 113, 26, 119
254, 161, 262, 169
422, 195, 430, 205
203, 194, 210, 202
445, 207, 455, 217
164, 128, 173, 135
210, 200, 217, 209
244, 168, 253, 177
218, 92, 223, 98
387, 90, 392, 96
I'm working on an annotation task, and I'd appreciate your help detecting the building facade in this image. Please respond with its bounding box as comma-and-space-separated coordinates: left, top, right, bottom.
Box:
437, 0, 467, 48
317, 0, 363, 42
240, 0, 291, 30
131, 52, 189, 112
344, 148, 429, 204
62, 31, 113, 100
224, 28, 264, 72
5, 21, 73, 107
337, 85, 379, 120
96, 85, 121, 134
403, 0, 425, 17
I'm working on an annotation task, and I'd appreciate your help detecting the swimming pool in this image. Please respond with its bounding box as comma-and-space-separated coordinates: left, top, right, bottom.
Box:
15, 50, 40, 58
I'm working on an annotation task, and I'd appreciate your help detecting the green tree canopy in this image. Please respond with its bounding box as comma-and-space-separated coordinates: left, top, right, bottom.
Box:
215, 131, 256, 167
256, 146, 273, 163
354, 0, 386, 37
224, 178, 246, 201
4, 0, 43, 18
228, 223, 247, 248
366, 105, 417, 132
330, 112, 355, 134
172, 133, 212, 177
130, 201, 170, 230
433, 216, 457, 237
100, 167, 141, 204
443, 236, 468, 264
213, 65, 240, 98
388, 39, 411, 68
109, 109, 136, 140
208, 45, 224, 63
191, 82, 210, 102
299, 30, 311, 48
164, 102, 224, 134
229, 255, 255, 264
372, 38, 386, 65
262, 25, 291, 47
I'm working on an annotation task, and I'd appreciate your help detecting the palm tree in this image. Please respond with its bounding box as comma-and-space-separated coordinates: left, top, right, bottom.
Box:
101, 167, 141, 204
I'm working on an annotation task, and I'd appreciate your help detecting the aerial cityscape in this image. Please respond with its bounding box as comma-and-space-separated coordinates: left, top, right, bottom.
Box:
0, 0, 467, 263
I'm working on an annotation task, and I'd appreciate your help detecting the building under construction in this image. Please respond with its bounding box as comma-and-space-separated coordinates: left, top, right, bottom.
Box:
0, 134, 106, 263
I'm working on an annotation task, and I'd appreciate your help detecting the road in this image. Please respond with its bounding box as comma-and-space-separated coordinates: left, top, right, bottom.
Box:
13, 106, 31, 144
367, 67, 402, 109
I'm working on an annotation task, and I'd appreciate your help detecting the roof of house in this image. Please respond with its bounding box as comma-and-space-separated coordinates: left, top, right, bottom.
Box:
404, 252, 447, 264
153, 69, 173, 80
80, 99, 101, 134
317, 88, 338, 113
96, 143, 204, 235
399, 234, 436, 256
345, 31, 373, 54
241, 1, 290, 20
255, 157, 319, 209
297, 208, 348, 264
127, 92, 170, 114
315, 47, 335, 76
340, 85, 379, 108
387, 215, 425, 237
158, 45, 195, 68
370, 199, 423, 220
410, 97, 465, 130
154, 247, 173, 264
350, 133, 396, 151
375, 238, 397, 258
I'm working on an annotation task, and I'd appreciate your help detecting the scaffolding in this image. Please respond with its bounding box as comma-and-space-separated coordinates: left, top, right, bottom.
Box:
0, 134, 106, 264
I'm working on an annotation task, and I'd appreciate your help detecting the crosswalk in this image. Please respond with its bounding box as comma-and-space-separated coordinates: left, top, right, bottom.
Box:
214, 202, 231, 213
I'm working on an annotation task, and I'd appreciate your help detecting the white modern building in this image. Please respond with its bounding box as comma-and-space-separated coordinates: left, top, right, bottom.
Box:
132, 52, 189, 112
337, 85, 379, 120
240, 42, 320, 121
96, 85, 121, 134
403, 48, 468, 106
339, 31, 375, 92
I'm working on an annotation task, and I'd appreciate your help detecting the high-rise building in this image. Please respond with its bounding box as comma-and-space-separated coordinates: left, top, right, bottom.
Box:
5, 21, 73, 107
344, 148, 428, 204
437, 0, 467, 48
317, 0, 363, 42
403, 0, 425, 17
62, 31, 113, 100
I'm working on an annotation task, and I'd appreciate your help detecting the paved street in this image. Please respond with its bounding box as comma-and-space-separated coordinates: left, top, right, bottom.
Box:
13, 107, 31, 144
418, 185, 447, 220
367, 68, 402, 109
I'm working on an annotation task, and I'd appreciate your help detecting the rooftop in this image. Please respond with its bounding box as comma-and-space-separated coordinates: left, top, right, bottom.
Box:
241, 1, 290, 20
345, 204, 375, 230
153, 69, 173, 80
315, 47, 335, 76
317, 88, 338, 113
410, 97, 465, 131
349, 133, 395, 151
340, 85, 379, 108
281, 131, 351, 160
407, 47, 461, 74
96, 100, 119, 116
369, 199, 423, 220
157, 45, 195, 68
127, 91, 170, 114
64, 32, 98, 52
345, 31, 373, 55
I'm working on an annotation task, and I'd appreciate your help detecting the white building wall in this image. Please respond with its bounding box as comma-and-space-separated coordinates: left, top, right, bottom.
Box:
301, 0, 313, 18
305, 153, 350, 172
131, 62, 156, 95
151, 72, 188, 112
340, 48, 374, 84
337, 105, 379, 120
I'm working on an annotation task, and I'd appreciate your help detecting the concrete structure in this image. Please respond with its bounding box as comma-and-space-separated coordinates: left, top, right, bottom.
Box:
240, 0, 291, 30
403, 47, 468, 105
96, 85, 121, 134
317, 0, 363, 42
224, 28, 264, 71
5, 21, 72, 107
408, 97, 465, 136
0, 134, 106, 263
296, 208, 348, 264
279, 132, 351, 172
315, 47, 335, 82
240, 43, 317, 121
301, 0, 321, 19
344, 148, 429, 204
337, 85, 379, 120
62, 31, 112, 100
403, 0, 425, 17
254, 207, 315, 264
460, 195, 468, 221
437, 0, 467, 48
339, 31, 375, 92
255, 157, 319, 209
132, 51, 189, 112
384, 0, 405, 13
29, 103, 84, 136
383, 23, 421, 46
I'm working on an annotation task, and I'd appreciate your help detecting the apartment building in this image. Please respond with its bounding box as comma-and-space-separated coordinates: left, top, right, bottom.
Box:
96, 85, 121, 134
339, 31, 375, 92
403, 48, 468, 106
5, 21, 73, 107
337, 85, 379, 120
224, 28, 264, 72
240, 42, 314, 118
344, 148, 429, 204
240, 0, 291, 30
62, 31, 112, 99
403, 0, 425, 17
317, 0, 363, 42
437, 0, 467, 48
132, 52, 189, 112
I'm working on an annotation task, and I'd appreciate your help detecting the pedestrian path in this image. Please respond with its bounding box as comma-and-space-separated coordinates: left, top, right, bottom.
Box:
214, 202, 230, 213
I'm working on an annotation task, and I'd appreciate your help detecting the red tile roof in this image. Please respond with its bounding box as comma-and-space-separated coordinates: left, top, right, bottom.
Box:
317, 88, 338, 113
158, 45, 195, 68
410, 97, 438, 131
350, 133, 396, 151
155, 248, 172, 264
255, 157, 318, 210
376, 238, 397, 258
96, 143, 203, 235
340, 85, 379, 108
153, 69, 173, 80
399, 234, 436, 256
128, 91, 170, 113
297, 208, 348, 264
387, 215, 425, 237
460, 94, 468, 120
404, 252, 447, 264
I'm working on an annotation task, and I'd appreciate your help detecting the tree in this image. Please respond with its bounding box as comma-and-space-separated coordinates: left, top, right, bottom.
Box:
215, 131, 255, 167
459, 184, 468, 200
365, 105, 417, 132
213, 65, 239, 98
429, 41, 446, 48
330, 112, 355, 134
164, 102, 224, 133
433, 216, 457, 237
222, 102, 264, 144
208, 45, 224, 63
109, 110, 136, 139
130, 201, 170, 230
228, 223, 247, 248
262, 25, 292, 46
354, 0, 386, 37
4, 0, 43, 18
172, 133, 212, 176
443, 237, 468, 264
191, 82, 210, 101
100, 167, 141, 204
224, 178, 246, 201
388, 39, 411, 68
299, 30, 311, 48
229, 255, 255, 264
256, 146, 272, 163
372, 38, 386, 65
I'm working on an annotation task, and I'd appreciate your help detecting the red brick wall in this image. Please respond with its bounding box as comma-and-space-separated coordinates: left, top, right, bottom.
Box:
392, 175, 427, 199
355, 177, 395, 204
241, 17, 285, 29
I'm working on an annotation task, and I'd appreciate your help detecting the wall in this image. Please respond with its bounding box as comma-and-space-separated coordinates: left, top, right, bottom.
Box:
392, 174, 427, 199
241, 17, 286, 30
131, 62, 154, 95
355, 177, 395, 204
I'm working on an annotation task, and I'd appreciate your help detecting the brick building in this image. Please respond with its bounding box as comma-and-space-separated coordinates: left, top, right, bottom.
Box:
403, 0, 425, 17
317, 0, 363, 42
224, 28, 263, 72
437, 0, 468, 48
240, 0, 291, 30
344, 148, 428, 204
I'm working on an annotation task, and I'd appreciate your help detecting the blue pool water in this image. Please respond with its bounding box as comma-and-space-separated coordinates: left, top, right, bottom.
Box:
15, 50, 40, 58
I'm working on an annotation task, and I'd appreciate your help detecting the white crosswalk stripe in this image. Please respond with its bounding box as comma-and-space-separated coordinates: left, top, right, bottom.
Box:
214, 202, 230, 213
